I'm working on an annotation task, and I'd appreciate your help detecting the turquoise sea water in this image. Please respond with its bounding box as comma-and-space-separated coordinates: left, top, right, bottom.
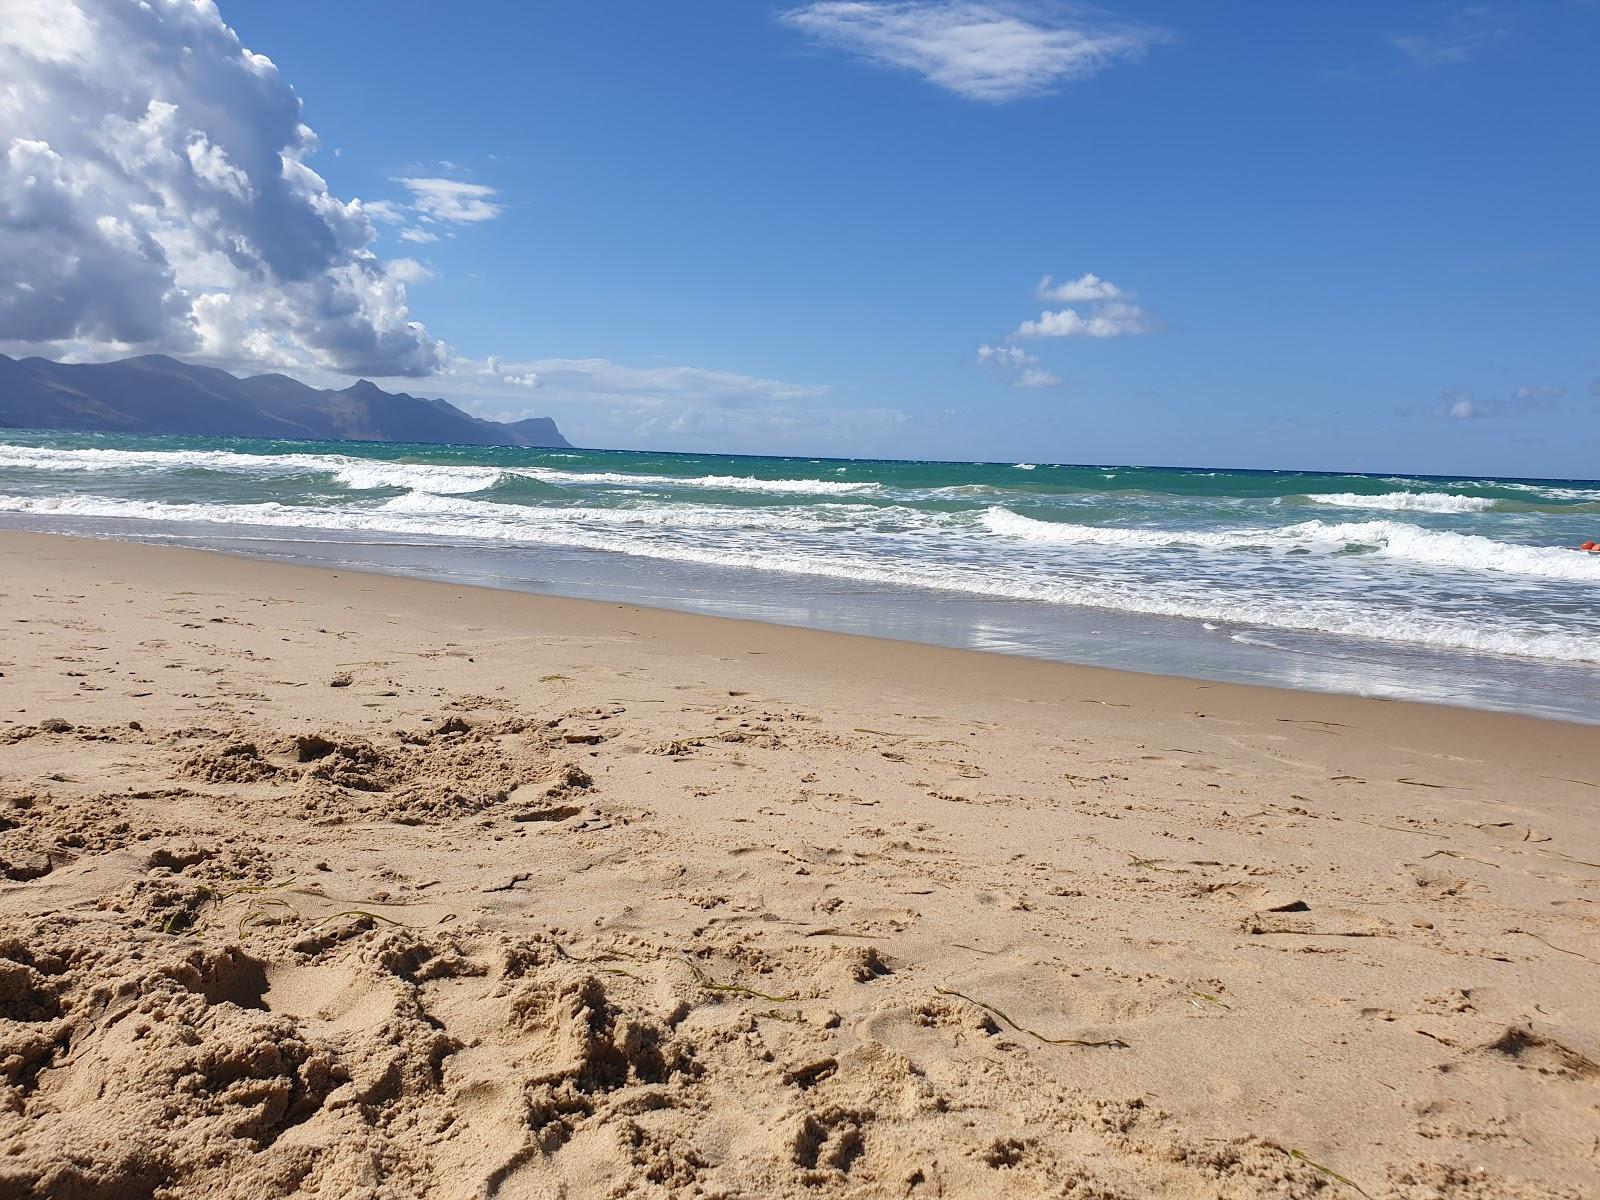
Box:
2, 430, 1598, 721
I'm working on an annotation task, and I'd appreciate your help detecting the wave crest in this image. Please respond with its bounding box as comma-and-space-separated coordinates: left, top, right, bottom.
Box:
981, 508, 1600, 581
1303, 491, 1497, 513
0, 444, 884, 497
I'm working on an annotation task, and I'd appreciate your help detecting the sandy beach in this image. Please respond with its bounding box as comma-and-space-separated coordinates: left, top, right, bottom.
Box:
1, 529, 1596, 1199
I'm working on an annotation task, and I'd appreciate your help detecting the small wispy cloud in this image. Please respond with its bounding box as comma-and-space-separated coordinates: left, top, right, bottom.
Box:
977, 342, 1061, 387
385, 258, 432, 284
450, 356, 831, 408
1513, 384, 1566, 403
475, 356, 542, 389
777, 1, 1168, 103
1014, 366, 1061, 388
976, 343, 1036, 368
394, 177, 504, 223
1439, 391, 1482, 420
1389, 6, 1506, 69
444, 354, 894, 454
360, 199, 407, 225
1425, 384, 1566, 420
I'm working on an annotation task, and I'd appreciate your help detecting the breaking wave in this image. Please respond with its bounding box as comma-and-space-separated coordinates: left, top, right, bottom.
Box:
981, 508, 1600, 581
1301, 491, 1498, 514
0, 444, 882, 497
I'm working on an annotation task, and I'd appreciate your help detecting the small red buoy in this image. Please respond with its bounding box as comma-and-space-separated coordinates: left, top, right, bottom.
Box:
1583, 541, 1599, 552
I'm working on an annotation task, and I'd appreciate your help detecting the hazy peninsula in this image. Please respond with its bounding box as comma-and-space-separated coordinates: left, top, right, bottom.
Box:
0, 354, 570, 449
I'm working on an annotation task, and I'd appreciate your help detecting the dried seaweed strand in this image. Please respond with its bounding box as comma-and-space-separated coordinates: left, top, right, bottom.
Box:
683, 958, 798, 1003
933, 986, 1129, 1048
1288, 1149, 1373, 1199
1510, 928, 1600, 965
307, 908, 414, 929
1127, 854, 1176, 873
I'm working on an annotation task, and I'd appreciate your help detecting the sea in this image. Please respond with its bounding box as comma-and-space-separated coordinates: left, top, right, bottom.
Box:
2, 431, 1597, 724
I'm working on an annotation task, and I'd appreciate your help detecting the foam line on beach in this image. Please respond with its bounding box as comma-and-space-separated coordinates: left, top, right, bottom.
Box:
3, 490, 1595, 663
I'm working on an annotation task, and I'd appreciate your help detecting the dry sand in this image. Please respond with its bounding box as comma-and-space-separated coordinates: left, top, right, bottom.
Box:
1, 530, 1596, 1199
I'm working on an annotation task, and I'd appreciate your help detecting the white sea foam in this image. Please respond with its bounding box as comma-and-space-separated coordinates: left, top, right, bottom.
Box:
1310, 519, 1600, 581
0, 444, 332, 475
982, 508, 1254, 550
1384, 476, 1600, 504
3, 491, 1596, 664
522, 468, 882, 495
377, 491, 919, 532
981, 508, 1600, 581
0, 444, 884, 497
330, 463, 504, 493
1230, 632, 1283, 649
1304, 491, 1497, 513
688, 473, 880, 495
0, 443, 503, 492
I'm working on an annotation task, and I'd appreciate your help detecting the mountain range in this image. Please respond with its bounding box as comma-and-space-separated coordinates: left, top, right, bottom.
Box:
0, 354, 570, 448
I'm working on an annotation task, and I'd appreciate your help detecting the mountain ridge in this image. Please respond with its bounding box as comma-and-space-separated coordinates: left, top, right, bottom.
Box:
0, 353, 571, 448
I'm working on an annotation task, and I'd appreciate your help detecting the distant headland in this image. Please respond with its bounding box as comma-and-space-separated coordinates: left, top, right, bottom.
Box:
0, 353, 570, 449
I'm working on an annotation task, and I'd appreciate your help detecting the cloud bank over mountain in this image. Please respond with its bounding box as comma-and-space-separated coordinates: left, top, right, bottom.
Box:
0, 0, 444, 376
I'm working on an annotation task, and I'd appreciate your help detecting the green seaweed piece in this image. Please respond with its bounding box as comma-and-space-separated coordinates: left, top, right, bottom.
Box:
1288, 1149, 1373, 1199
934, 986, 1129, 1048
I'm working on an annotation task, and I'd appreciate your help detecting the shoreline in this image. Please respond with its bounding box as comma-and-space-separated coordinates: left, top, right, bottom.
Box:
2, 530, 1597, 1198
6, 521, 1599, 727
4, 430, 1599, 727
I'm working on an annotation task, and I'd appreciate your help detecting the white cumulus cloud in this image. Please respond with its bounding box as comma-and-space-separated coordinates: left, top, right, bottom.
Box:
1013, 297, 1153, 338
1034, 271, 1123, 303
778, 1, 1167, 102
976, 270, 1153, 384
0, 0, 445, 376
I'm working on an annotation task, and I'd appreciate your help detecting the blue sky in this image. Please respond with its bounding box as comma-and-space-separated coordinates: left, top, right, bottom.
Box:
3, 2, 1597, 475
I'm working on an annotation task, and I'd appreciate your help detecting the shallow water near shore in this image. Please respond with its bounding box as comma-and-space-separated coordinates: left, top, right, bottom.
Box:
2, 429, 1598, 723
